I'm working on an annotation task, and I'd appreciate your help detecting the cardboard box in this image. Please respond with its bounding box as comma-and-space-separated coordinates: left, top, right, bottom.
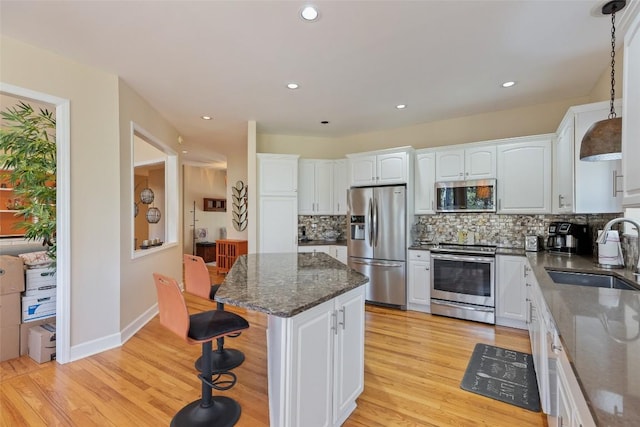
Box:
0, 324, 20, 362
0, 292, 21, 327
0, 255, 25, 295
24, 286, 56, 298
20, 316, 56, 355
26, 267, 56, 291
22, 294, 56, 322
28, 323, 56, 363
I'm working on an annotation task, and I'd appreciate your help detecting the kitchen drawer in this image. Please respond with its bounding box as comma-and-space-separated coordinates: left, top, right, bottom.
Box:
409, 250, 430, 262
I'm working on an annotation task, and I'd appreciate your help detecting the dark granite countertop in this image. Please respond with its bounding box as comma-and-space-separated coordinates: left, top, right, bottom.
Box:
216, 252, 368, 317
298, 239, 347, 246
527, 252, 640, 427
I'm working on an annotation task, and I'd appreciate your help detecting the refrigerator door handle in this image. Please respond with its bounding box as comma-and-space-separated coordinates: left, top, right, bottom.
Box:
368, 198, 374, 247
372, 198, 378, 248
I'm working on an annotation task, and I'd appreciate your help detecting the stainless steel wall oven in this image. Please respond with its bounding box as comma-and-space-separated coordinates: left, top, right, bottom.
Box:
430, 244, 496, 324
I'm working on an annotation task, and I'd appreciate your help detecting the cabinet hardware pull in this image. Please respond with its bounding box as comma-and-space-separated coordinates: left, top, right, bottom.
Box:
613, 170, 623, 196
552, 344, 563, 352
339, 307, 346, 330
425, 267, 430, 270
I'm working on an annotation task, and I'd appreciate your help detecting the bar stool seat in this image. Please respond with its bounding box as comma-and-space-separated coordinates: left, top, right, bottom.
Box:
153, 273, 249, 427
184, 254, 245, 372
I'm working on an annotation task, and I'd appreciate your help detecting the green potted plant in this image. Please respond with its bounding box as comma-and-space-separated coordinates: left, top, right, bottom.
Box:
0, 101, 57, 262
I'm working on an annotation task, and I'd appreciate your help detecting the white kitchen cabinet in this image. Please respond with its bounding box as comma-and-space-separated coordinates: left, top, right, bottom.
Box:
623, 6, 640, 207
347, 148, 411, 187
299, 245, 347, 264
526, 268, 550, 414
554, 100, 623, 214
435, 145, 496, 182
257, 153, 299, 196
497, 136, 553, 214
333, 159, 348, 215
332, 245, 347, 264
414, 151, 436, 214
258, 154, 299, 253
298, 245, 332, 255
407, 250, 430, 312
299, 159, 333, 215
555, 344, 597, 427
268, 286, 365, 427
259, 196, 298, 253
495, 255, 527, 329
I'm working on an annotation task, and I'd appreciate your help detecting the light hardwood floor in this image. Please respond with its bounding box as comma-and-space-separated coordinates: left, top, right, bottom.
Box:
1, 269, 547, 426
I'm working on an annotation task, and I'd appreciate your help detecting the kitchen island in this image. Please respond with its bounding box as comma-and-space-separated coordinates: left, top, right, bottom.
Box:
216, 252, 369, 427
527, 252, 640, 427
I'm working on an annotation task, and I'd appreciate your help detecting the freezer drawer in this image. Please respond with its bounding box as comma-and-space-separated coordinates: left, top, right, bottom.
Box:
348, 257, 406, 308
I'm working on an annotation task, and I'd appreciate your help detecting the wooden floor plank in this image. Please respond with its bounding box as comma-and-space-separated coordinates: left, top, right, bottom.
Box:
1, 269, 547, 426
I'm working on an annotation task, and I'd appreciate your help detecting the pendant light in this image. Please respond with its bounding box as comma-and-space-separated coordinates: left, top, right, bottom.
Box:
146, 206, 161, 224
580, 0, 626, 161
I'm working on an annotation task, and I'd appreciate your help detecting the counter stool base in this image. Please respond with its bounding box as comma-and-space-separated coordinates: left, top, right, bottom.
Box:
171, 396, 240, 427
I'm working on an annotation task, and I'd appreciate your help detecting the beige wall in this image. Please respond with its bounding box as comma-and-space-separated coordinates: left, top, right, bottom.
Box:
183, 165, 227, 253
256, 58, 620, 158
225, 141, 249, 241
1, 36, 121, 347
118, 80, 182, 331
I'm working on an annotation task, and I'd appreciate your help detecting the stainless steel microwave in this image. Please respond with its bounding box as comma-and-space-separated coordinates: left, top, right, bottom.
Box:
435, 179, 496, 213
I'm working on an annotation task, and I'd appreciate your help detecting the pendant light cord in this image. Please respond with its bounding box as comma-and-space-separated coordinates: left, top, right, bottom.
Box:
609, 8, 617, 119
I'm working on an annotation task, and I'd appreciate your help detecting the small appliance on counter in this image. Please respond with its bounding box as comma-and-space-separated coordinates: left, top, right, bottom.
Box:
525, 235, 543, 252
547, 222, 591, 255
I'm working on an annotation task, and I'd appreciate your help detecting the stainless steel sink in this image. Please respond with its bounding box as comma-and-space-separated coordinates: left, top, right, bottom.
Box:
546, 270, 639, 291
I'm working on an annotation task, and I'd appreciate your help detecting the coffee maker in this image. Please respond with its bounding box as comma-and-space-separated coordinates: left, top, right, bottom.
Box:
547, 222, 591, 255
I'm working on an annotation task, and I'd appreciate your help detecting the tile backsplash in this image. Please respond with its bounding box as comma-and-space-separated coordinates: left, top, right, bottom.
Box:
412, 213, 620, 248
299, 212, 638, 271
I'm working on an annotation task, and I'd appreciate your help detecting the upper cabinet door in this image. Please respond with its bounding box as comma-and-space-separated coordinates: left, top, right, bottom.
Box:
258, 154, 299, 196
415, 152, 436, 214
554, 119, 575, 213
497, 137, 552, 214
435, 149, 465, 181
315, 160, 334, 214
333, 159, 348, 215
574, 105, 623, 213
376, 152, 407, 185
623, 7, 640, 207
465, 146, 496, 180
348, 155, 377, 187
298, 159, 316, 214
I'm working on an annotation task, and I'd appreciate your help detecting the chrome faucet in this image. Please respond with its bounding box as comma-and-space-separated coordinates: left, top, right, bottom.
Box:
598, 217, 640, 276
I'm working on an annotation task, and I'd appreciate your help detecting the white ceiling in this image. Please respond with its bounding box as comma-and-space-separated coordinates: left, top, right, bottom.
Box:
0, 0, 636, 164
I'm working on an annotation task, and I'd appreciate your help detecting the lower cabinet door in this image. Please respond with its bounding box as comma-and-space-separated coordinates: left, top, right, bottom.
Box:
291, 299, 335, 427
333, 288, 365, 424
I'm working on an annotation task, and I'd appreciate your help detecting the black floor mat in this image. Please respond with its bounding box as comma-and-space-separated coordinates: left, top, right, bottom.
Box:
460, 343, 541, 412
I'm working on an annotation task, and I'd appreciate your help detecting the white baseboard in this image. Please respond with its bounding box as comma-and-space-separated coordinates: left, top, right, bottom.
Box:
120, 302, 159, 343
67, 302, 158, 362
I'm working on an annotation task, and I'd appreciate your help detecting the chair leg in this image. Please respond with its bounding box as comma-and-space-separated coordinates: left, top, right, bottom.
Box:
171, 341, 241, 427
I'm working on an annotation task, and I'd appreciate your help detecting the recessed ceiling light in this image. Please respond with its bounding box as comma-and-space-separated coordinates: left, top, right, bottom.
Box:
182, 150, 188, 154
287, 83, 299, 89
502, 81, 516, 88
201, 115, 212, 120
301, 6, 319, 21
396, 104, 407, 109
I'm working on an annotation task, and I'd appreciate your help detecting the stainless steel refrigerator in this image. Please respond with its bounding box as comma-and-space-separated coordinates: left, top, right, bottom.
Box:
347, 185, 406, 308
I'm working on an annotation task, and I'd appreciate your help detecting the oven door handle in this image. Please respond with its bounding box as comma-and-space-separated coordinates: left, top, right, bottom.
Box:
431, 299, 494, 312
430, 253, 495, 263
